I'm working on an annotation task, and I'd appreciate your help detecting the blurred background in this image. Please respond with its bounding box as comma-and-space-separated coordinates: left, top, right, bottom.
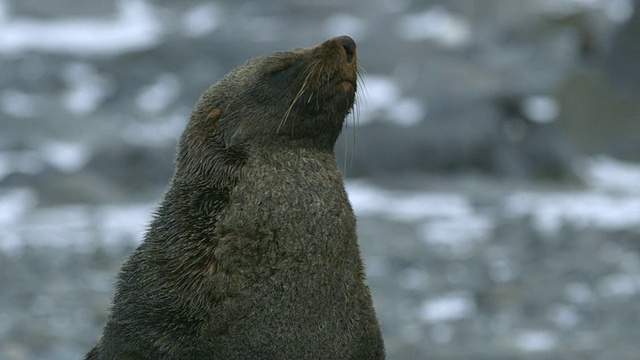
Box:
1, 0, 639, 359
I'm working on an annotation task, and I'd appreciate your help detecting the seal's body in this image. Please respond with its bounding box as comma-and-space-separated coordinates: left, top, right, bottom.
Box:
86, 36, 384, 359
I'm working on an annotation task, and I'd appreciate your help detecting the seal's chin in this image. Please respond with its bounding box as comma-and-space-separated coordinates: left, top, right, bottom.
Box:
339, 81, 356, 93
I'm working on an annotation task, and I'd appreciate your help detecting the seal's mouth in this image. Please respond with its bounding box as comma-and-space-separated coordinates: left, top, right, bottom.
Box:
276, 36, 359, 135
330, 36, 358, 90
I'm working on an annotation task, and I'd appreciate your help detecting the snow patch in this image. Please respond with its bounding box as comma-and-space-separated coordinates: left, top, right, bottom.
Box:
584, 156, 640, 194
39, 141, 91, 173
420, 292, 476, 322
62, 63, 112, 116
398, 6, 471, 48
1, 89, 39, 118
182, 3, 222, 38
0, 0, 163, 56
359, 75, 426, 126
514, 330, 558, 352
323, 14, 366, 40
505, 190, 640, 235
521, 96, 559, 123
346, 181, 474, 221
136, 74, 182, 114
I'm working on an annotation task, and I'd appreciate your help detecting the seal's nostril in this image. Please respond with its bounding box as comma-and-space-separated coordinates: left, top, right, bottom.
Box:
334, 35, 356, 62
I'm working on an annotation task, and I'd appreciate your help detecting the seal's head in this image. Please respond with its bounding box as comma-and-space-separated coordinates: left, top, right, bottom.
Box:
188, 36, 359, 153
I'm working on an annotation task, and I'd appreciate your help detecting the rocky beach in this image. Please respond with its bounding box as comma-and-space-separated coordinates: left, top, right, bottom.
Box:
1, 0, 639, 359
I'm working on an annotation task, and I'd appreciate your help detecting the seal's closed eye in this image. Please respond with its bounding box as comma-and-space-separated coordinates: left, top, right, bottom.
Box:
269, 66, 289, 77
268, 59, 299, 77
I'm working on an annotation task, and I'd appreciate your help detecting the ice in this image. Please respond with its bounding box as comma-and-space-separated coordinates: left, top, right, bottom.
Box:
349, 161, 640, 237
430, 324, 453, 343
346, 181, 494, 258
584, 156, 640, 194
345, 181, 475, 221
398, 268, 430, 290
0, 0, 163, 56
419, 214, 494, 258
540, 0, 634, 23
39, 141, 90, 173
487, 258, 519, 283
323, 13, 366, 40
95, 204, 153, 246
419, 292, 476, 322
548, 305, 580, 328
359, 75, 401, 119
0, 89, 38, 118
0, 201, 152, 253
397, 6, 471, 48
504, 190, 640, 234
344, 181, 391, 217
389, 98, 426, 126
605, 0, 634, 22
121, 110, 187, 146
62, 63, 112, 116
358, 75, 426, 126
182, 3, 221, 38
364, 254, 389, 278
564, 282, 595, 304
597, 273, 640, 297
0, 188, 37, 226
136, 74, 182, 115
0, 151, 46, 181
385, 193, 473, 221
521, 95, 559, 123
514, 330, 558, 352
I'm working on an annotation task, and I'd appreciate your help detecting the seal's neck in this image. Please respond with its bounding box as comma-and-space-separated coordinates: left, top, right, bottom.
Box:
245, 133, 342, 156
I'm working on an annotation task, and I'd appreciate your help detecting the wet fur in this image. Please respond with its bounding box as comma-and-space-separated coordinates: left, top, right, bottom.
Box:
85, 37, 384, 359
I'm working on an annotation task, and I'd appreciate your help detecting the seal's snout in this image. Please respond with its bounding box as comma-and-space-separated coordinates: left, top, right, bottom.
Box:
333, 35, 356, 63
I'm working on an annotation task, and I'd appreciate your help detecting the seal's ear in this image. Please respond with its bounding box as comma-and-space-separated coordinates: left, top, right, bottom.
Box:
207, 108, 234, 148
210, 108, 240, 148
207, 108, 222, 132
207, 107, 229, 145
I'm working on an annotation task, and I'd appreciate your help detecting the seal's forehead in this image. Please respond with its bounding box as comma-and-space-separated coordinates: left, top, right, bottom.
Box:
234, 54, 280, 73
229, 51, 297, 76
252, 50, 299, 65
224, 56, 267, 80
217, 57, 272, 89
218, 47, 310, 89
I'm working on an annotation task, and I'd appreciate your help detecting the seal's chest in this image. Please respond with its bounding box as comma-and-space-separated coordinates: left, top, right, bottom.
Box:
248, 170, 346, 213
228, 153, 355, 237
245, 152, 346, 202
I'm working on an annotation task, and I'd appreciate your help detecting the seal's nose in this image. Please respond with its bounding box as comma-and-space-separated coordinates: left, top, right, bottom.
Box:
334, 36, 356, 63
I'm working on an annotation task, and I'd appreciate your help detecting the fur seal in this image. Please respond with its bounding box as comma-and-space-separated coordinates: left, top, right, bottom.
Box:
85, 35, 384, 359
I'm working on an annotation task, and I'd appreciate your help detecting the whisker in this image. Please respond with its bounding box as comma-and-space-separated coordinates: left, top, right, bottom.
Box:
278, 65, 315, 133
278, 59, 322, 135
349, 65, 364, 170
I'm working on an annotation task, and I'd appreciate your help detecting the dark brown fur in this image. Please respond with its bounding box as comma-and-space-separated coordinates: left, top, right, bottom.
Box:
85, 36, 384, 359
